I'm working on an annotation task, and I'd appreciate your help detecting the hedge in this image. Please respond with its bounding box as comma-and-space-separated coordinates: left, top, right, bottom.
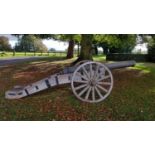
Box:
106, 53, 155, 62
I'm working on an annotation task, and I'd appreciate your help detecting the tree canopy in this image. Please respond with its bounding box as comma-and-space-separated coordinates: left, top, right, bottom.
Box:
140, 34, 155, 54
0, 36, 12, 51
34, 34, 137, 60
94, 34, 136, 54
15, 35, 48, 52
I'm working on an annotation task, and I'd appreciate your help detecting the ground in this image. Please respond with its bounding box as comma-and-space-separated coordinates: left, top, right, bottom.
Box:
0, 55, 155, 120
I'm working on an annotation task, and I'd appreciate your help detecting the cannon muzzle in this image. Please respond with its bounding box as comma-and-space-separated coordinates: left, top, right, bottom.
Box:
105, 60, 136, 70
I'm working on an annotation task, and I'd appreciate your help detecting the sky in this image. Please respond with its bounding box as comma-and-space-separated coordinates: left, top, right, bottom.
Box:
0, 34, 68, 51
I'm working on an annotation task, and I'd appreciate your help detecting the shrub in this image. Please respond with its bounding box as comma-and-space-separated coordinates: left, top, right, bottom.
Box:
106, 53, 155, 62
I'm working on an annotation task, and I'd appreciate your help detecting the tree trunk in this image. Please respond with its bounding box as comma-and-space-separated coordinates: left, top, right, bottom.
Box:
13, 50, 15, 56
78, 34, 93, 61
66, 39, 74, 59
94, 45, 98, 55
77, 42, 80, 56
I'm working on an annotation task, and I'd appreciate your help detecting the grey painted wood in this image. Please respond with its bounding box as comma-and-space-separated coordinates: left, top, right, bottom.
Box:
5, 60, 135, 102
71, 62, 114, 103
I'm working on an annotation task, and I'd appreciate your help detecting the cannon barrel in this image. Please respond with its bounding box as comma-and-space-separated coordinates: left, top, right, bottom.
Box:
105, 60, 136, 70
62, 60, 136, 74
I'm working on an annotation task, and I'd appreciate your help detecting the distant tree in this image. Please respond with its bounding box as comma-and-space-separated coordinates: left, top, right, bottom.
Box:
141, 34, 155, 54
0, 36, 12, 51
15, 35, 48, 55
117, 34, 136, 53
49, 48, 56, 52
94, 34, 136, 54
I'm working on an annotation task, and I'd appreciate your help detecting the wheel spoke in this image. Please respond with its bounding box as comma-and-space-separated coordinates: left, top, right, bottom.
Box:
85, 86, 92, 100
93, 64, 100, 79
79, 85, 89, 97
97, 75, 110, 82
97, 81, 111, 85
73, 79, 88, 83
75, 83, 88, 91
82, 66, 90, 79
89, 63, 93, 78
92, 87, 95, 101
96, 84, 108, 93
99, 67, 105, 76
95, 86, 103, 98
76, 72, 88, 81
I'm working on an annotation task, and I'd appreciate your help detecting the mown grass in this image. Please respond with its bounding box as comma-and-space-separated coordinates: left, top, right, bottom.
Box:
0, 56, 155, 120
93, 54, 106, 62
0, 51, 73, 59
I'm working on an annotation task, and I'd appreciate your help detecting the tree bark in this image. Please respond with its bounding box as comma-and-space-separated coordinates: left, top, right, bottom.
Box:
94, 45, 98, 55
78, 34, 93, 61
77, 42, 80, 56
66, 39, 74, 59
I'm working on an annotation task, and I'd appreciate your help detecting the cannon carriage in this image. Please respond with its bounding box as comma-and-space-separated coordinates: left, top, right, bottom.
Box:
5, 60, 136, 103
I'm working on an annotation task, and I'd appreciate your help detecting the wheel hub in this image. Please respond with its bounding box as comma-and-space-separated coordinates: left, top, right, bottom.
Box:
89, 79, 96, 86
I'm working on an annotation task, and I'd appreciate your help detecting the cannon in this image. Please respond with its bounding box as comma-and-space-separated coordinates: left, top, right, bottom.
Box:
5, 60, 136, 103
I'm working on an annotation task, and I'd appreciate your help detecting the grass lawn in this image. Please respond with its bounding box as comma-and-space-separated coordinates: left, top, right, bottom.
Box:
0, 51, 70, 59
0, 55, 155, 120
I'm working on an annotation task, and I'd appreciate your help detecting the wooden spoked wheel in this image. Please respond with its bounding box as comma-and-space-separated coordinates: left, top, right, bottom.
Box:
71, 62, 113, 103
